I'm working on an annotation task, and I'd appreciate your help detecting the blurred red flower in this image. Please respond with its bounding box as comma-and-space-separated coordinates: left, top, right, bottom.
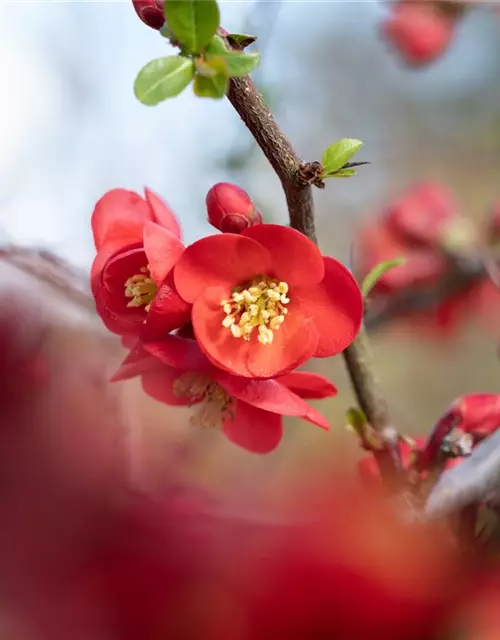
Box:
173, 224, 363, 378
114, 332, 335, 453
356, 182, 500, 337
382, 1, 461, 66
91, 188, 190, 340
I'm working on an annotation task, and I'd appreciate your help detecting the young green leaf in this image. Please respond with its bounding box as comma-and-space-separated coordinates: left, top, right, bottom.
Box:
193, 57, 228, 98
226, 33, 257, 48
323, 168, 357, 178
224, 52, 260, 77
321, 139, 363, 176
164, 0, 220, 53
134, 56, 194, 106
205, 36, 260, 77
361, 257, 406, 297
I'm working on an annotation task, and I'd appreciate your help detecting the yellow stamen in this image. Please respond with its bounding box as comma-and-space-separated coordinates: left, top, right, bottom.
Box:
124, 265, 157, 312
221, 275, 290, 345
172, 372, 233, 430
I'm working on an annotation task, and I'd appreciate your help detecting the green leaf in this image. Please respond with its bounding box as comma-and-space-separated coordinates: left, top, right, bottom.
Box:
323, 169, 357, 178
205, 34, 228, 55
321, 139, 363, 176
224, 52, 260, 77
164, 0, 220, 53
205, 36, 260, 77
193, 57, 228, 98
361, 257, 406, 297
134, 56, 194, 106
226, 32, 257, 48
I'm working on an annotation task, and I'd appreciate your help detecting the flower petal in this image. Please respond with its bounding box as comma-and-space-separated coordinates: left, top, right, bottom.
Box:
143, 334, 209, 371
91, 189, 153, 251
142, 366, 195, 406
174, 234, 271, 303
296, 257, 363, 357
278, 371, 338, 399
102, 246, 148, 316
214, 372, 320, 417
141, 273, 192, 341
242, 224, 325, 286
222, 401, 283, 453
143, 221, 184, 285
192, 287, 319, 378
144, 187, 182, 240
111, 344, 159, 382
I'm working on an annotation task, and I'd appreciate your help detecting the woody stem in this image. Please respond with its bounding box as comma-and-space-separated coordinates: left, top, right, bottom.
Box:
226, 75, 399, 481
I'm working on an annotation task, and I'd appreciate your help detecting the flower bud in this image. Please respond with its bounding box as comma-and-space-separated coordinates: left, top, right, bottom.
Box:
206, 182, 263, 234
381, 2, 457, 66
132, 0, 165, 30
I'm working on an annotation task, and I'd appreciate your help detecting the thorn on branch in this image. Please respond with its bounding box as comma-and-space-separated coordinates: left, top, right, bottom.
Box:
297, 162, 325, 189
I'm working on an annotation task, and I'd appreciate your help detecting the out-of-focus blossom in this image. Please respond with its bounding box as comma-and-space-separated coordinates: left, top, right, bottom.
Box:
206, 182, 263, 234
356, 182, 500, 337
173, 224, 363, 378
381, 1, 462, 67
132, 0, 165, 30
387, 182, 464, 249
91, 188, 189, 340
356, 220, 448, 296
113, 332, 335, 453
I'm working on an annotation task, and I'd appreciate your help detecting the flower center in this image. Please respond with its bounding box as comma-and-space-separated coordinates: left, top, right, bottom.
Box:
173, 372, 234, 430
220, 275, 290, 345
124, 266, 157, 312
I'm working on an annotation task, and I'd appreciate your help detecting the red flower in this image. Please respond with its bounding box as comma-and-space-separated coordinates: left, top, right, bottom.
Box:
206, 182, 263, 234
113, 332, 336, 453
91, 188, 190, 340
387, 182, 462, 249
132, 0, 165, 30
172, 225, 363, 378
356, 220, 448, 296
382, 1, 459, 67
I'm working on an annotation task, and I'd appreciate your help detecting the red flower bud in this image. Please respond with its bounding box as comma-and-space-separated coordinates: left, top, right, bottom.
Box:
206, 182, 263, 234
132, 0, 165, 30
382, 2, 457, 66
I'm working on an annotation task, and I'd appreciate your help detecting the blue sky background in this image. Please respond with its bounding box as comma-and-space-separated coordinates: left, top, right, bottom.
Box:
1, 1, 500, 268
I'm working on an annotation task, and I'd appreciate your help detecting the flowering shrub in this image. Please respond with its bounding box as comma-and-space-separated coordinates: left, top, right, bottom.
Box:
73, 0, 500, 638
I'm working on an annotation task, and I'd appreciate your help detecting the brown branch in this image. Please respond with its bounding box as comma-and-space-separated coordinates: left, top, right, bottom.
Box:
227, 76, 318, 243
227, 75, 399, 478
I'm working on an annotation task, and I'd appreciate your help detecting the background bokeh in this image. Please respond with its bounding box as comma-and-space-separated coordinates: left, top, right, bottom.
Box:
2, 0, 500, 481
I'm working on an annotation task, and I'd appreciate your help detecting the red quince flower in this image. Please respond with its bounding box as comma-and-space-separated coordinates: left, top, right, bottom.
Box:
356, 219, 447, 296
387, 182, 463, 249
382, 1, 459, 67
113, 332, 335, 453
172, 224, 363, 378
132, 0, 165, 30
91, 188, 190, 340
206, 182, 263, 234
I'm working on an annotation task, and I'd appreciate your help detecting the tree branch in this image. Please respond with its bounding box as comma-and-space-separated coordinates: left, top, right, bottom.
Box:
227, 75, 398, 476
